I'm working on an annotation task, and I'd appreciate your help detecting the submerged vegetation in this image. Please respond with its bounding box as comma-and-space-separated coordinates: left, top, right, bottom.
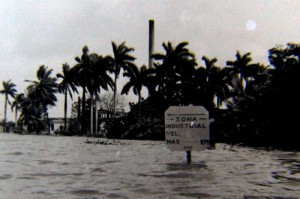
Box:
1, 40, 299, 149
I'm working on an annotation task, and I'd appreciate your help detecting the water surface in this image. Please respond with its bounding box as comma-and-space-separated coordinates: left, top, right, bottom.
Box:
0, 133, 299, 198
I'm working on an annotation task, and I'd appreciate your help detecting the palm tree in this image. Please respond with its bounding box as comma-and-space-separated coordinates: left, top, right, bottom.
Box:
18, 94, 45, 133
243, 63, 269, 95
88, 53, 114, 95
57, 63, 78, 131
142, 67, 158, 97
0, 80, 17, 132
122, 65, 147, 103
73, 46, 91, 134
88, 53, 114, 135
202, 56, 218, 81
226, 51, 254, 91
152, 41, 196, 105
73, 47, 114, 135
201, 56, 233, 109
11, 93, 25, 128
110, 41, 136, 116
26, 65, 58, 133
214, 67, 234, 108
201, 56, 220, 108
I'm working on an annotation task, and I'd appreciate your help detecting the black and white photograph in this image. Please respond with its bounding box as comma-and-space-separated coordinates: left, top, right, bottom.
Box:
0, 1, 300, 198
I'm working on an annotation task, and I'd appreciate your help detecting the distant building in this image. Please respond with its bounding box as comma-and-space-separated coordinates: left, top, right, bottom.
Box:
98, 109, 126, 119
49, 118, 66, 134
48, 109, 126, 136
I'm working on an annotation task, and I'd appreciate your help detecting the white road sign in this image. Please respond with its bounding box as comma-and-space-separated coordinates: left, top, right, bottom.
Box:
165, 106, 210, 151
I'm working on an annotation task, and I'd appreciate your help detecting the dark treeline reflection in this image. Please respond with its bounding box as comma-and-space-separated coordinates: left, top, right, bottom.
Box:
2, 41, 299, 150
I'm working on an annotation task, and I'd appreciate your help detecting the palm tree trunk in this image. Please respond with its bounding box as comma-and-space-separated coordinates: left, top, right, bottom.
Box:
95, 94, 98, 136
64, 89, 67, 131
15, 108, 18, 128
46, 111, 50, 134
4, 94, 7, 132
77, 96, 81, 132
216, 96, 220, 109
240, 72, 244, 92
138, 92, 141, 104
113, 75, 117, 117
90, 94, 93, 136
138, 92, 142, 120
81, 87, 86, 135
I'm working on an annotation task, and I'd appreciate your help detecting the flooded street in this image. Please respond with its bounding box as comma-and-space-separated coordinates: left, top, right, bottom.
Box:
0, 133, 299, 198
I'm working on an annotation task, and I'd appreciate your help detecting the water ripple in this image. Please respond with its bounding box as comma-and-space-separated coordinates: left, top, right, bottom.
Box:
0, 174, 13, 180
70, 189, 103, 197
179, 192, 213, 198
105, 193, 129, 199
1, 134, 300, 198
7, 152, 24, 156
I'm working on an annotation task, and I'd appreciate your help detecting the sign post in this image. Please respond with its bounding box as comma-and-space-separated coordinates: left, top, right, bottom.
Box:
165, 106, 210, 163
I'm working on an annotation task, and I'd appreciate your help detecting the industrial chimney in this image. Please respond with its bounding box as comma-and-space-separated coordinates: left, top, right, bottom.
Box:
149, 20, 155, 68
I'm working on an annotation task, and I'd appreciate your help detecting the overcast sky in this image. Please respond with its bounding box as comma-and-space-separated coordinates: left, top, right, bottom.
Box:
1, 0, 300, 121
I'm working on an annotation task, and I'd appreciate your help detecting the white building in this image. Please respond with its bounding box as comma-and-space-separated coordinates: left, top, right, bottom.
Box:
49, 118, 65, 134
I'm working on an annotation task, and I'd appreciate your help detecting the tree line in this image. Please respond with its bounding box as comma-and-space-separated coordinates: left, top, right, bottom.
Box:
1, 41, 299, 149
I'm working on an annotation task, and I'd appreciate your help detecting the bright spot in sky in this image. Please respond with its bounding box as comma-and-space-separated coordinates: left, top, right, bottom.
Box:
246, 20, 257, 31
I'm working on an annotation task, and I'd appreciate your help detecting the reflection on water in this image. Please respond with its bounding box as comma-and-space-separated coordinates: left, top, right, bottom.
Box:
0, 133, 299, 198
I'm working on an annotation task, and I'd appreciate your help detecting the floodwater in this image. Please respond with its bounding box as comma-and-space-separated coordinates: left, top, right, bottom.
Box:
0, 133, 299, 199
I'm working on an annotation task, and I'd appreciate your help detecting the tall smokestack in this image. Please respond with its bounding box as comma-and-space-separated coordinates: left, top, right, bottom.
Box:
149, 19, 154, 68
